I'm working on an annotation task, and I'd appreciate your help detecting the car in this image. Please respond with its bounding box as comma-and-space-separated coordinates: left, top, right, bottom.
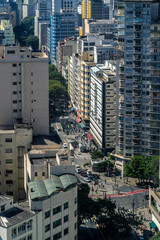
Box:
83, 177, 91, 182
77, 152, 81, 155
63, 143, 68, 148
87, 170, 92, 175
81, 171, 87, 177
75, 168, 81, 173
92, 174, 100, 180
75, 164, 80, 168
88, 175, 95, 181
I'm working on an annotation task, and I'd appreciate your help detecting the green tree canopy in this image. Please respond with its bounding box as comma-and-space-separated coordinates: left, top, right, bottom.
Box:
124, 155, 159, 182
49, 81, 66, 101
21, 17, 34, 35
78, 183, 141, 238
25, 36, 39, 51
91, 150, 104, 159
97, 160, 114, 172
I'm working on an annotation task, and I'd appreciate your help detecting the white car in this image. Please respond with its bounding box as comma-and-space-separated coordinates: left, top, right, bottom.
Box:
63, 143, 68, 148
83, 177, 91, 182
87, 170, 92, 175
75, 168, 81, 173
75, 164, 80, 168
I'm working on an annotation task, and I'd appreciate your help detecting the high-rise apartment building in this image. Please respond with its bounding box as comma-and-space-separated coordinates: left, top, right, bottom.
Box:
90, 61, 116, 151
0, 20, 15, 45
50, 0, 78, 63
115, 0, 160, 174
0, 46, 49, 136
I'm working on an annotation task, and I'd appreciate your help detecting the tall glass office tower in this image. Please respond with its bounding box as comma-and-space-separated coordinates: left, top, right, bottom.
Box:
50, 0, 78, 63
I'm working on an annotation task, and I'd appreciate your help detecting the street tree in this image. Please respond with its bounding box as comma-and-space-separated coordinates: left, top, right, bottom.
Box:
124, 155, 159, 183
25, 36, 39, 51
49, 81, 66, 101
91, 150, 104, 159
97, 160, 113, 172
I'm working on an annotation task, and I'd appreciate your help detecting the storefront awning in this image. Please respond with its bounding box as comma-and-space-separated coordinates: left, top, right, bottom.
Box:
77, 118, 81, 123
150, 221, 157, 229
77, 114, 81, 118
80, 122, 85, 128
87, 133, 93, 140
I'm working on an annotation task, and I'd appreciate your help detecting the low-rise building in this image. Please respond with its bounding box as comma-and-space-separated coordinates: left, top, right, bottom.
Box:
90, 61, 116, 151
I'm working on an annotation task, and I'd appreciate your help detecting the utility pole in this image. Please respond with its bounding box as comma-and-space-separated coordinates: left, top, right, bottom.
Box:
132, 198, 135, 219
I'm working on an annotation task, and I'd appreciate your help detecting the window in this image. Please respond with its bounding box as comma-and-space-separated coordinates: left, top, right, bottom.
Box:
64, 202, 68, 210
13, 109, 17, 113
74, 222, 77, 229
35, 172, 37, 177
5, 138, 12, 143
13, 100, 17, 104
45, 210, 50, 219
27, 220, 32, 231
13, 91, 17, 94
13, 73, 16, 76
64, 228, 69, 235
20, 237, 26, 240
45, 224, 50, 232
74, 197, 77, 204
6, 170, 13, 174
12, 64, 17, 67
53, 205, 61, 215
27, 234, 32, 240
64, 215, 68, 223
74, 210, 77, 217
45, 238, 50, 240
6, 149, 12, 153
13, 82, 17, 85
1, 205, 5, 212
42, 172, 45, 176
12, 227, 17, 239
5, 159, 13, 164
18, 223, 26, 236
6, 180, 13, 184
53, 232, 61, 240
53, 219, 61, 228
7, 50, 15, 54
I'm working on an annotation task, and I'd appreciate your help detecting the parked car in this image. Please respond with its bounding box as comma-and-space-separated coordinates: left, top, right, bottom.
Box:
87, 170, 92, 175
92, 174, 100, 180
75, 168, 81, 173
81, 171, 87, 177
88, 175, 95, 181
63, 143, 68, 148
83, 177, 91, 182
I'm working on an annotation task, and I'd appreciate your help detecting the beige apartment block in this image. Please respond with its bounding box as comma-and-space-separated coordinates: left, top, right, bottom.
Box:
0, 46, 49, 136
0, 125, 33, 201
80, 52, 96, 126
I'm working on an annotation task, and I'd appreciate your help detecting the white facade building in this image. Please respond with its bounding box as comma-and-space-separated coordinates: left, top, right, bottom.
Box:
0, 46, 49, 136
90, 61, 116, 150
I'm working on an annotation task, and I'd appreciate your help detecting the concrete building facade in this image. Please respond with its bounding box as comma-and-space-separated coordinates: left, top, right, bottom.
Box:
90, 61, 116, 150
0, 46, 49, 136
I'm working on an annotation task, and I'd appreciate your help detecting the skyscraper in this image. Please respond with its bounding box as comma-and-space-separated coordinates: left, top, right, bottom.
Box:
50, 0, 78, 63
115, 0, 160, 174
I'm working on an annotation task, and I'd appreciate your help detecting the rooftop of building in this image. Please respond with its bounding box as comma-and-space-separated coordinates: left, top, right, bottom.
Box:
0, 123, 32, 134
0, 202, 35, 227
0, 195, 12, 205
28, 174, 77, 201
32, 135, 61, 148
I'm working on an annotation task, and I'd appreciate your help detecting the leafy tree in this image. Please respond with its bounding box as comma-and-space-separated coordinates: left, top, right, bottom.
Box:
49, 81, 66, 101
124, 155, 159, 183
78, 183, 141, 238
78, 183, 99, 225
49, 64, 57, 73
97, 160, 113, 172
21, 17, 34, 35
91, 150, 104, 159
25, 36, 39, 51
